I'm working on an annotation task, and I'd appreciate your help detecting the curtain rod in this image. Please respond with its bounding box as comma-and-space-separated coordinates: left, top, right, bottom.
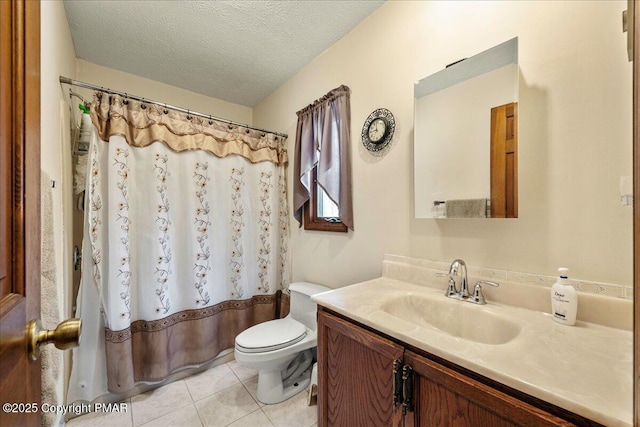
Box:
59, 76, 288, 139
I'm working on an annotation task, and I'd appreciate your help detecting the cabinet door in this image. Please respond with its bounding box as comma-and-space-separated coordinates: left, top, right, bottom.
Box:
317, 310, 404, 427
404, 350, 579, 427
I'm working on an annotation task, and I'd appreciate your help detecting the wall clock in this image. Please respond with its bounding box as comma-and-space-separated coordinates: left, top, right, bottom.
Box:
362, 108, 395, 152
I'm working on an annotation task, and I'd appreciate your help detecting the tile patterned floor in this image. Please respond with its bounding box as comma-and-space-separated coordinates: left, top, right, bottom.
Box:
66, 361, 318, 427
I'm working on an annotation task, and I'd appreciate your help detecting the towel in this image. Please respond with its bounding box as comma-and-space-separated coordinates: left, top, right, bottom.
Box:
41, 171, 63, 427
73, 154, 88, 194
445, 199, 488, 218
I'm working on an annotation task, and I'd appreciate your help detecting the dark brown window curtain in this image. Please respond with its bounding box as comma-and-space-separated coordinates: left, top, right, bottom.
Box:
293, 85, 354, 230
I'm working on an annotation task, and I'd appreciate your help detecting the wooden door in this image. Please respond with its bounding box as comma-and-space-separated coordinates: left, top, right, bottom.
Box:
403, 350, 583, 427
0, 1, 42, 426
317, 309, 404, 427
490, 102, 518, 218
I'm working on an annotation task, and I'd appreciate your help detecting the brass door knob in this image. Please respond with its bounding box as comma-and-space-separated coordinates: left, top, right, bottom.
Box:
27, 318, 82, 361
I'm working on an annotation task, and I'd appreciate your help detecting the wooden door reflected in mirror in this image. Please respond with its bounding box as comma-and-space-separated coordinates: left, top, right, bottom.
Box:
490, 102, 518, 218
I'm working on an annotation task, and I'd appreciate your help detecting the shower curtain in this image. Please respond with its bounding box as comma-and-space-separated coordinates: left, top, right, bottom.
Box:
68, 92, 290, 401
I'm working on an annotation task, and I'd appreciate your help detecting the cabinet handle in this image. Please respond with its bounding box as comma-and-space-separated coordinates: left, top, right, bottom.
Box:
402, 364, 414, 413
393, 359, 403, 407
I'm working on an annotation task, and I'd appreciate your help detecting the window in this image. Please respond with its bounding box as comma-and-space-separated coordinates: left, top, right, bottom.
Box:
293, 85, 353, 232
304, 167, 347, 232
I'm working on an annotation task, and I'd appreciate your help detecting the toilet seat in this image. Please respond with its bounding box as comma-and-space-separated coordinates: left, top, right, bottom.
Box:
235, 318, 307, 353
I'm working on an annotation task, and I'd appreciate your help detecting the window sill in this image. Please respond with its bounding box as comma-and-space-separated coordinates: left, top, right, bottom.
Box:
304, 212, 348, 233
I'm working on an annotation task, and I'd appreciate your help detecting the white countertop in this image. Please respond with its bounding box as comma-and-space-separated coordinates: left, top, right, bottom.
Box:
312, 277, 633, 427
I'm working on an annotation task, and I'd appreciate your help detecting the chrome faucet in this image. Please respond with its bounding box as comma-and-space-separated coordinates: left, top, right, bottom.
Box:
436, 259, 499, 304
448, 259, 469, 298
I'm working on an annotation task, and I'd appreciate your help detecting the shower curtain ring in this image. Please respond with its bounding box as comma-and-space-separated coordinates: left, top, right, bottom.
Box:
187, 109, 191, 120
141, 98, 147, 109
208, 115, 213, 125
123, 93, 128, 105
163, 103, 168, 115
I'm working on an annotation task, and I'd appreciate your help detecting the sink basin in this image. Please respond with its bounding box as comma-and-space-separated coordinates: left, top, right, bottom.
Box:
380, 293, 521, 345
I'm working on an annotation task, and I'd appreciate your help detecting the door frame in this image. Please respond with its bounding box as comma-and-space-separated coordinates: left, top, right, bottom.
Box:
0, 0, 41, 425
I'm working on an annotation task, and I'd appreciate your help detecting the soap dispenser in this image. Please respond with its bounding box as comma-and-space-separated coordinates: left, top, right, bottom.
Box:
550, 267, 577, 326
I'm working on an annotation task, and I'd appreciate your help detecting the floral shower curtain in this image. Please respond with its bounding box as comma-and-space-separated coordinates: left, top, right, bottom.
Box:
69, 92, 290, 398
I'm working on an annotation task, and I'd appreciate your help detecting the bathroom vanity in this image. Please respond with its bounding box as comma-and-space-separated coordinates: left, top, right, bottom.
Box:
312, 256, 632, 426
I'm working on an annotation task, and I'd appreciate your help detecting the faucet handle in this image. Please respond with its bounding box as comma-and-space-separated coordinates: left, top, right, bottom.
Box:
471, 281, 499, 305
476, 280, 499, 288
435, 272, 459, 298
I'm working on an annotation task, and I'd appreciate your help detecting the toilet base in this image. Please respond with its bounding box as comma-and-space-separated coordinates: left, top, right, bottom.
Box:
257, 368, 312, 404
256, 350, 314, 404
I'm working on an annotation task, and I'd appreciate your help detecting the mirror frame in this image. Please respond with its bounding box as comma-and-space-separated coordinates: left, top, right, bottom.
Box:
413, 38, 518, 219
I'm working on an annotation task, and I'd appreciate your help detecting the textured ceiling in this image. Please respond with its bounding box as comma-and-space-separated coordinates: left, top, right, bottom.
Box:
64, 1, 385, 107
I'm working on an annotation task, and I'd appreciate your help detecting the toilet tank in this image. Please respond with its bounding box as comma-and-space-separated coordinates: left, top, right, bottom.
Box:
288, 282, 330, 329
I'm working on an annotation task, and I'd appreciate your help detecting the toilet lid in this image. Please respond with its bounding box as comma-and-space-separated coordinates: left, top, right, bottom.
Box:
235, 318, 307, 353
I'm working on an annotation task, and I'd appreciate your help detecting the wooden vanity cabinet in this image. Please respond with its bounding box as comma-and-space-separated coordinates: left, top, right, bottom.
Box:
317, 308, 602, 427
317, 306, 404, 426
402, 350, 575, 427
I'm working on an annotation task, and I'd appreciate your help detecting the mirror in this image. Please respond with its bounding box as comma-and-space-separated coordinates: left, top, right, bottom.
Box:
414, 38, 518, 219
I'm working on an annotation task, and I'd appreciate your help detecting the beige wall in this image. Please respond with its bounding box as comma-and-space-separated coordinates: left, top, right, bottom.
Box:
75, 60, 253, 125
253, 1, 633, 289
41, 0, 77, 318
40, 0, 77, 423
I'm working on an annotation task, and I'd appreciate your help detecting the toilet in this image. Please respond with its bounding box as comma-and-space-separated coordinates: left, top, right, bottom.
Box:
234, 282, 330, 404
